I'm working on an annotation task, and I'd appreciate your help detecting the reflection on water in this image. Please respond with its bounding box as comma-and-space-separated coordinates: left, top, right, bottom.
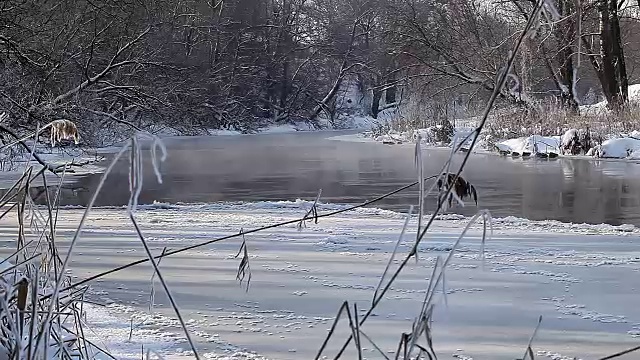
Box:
0, 184, 90, 207
20, 131, 640, 226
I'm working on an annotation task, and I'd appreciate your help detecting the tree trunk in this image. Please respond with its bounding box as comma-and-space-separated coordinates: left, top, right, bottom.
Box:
598, 0, 628, 110
309, 15, 361, 122
278, 0, 292, 120
279, 59, 290, 112
370, 80, 382, 119
385, 86, 397, 104
555, 0, 579, 112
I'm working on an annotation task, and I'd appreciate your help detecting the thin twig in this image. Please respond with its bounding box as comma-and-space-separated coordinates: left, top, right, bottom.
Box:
373, 205, 412, 304
315, 301, 350, 359
522, 316, 543, 360
235, 230, 252, 292
128, 213, 200, 360
598, 345, 640, 360
358, 329, 390, 360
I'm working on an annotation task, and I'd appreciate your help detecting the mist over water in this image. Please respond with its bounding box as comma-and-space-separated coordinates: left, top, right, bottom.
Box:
26, 131, 640, 226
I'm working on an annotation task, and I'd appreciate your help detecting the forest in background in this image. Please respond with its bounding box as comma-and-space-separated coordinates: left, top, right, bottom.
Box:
1, 0, 639, 144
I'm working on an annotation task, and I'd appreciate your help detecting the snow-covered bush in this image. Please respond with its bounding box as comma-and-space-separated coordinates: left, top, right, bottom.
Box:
588, 132, 640, 159
495, 135, 561, 156
412, 120, 456, 146
559, 128, 596, 155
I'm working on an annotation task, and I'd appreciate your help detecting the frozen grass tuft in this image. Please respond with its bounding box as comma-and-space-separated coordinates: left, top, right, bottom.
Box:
235, 230, 252, 292
0, 159, 99, 358
0, 124, 195, 359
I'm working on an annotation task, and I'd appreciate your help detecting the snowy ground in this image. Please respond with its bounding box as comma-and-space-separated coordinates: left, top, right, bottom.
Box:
0, 144, 112, 188
151, 116, 380, 138
3, 201, 640, 359
365, 120, 640, 163
579, 84, 640, 116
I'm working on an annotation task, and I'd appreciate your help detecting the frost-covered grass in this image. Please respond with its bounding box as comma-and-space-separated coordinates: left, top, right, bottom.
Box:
0, 168, 114, 359
0, 120, 201, 359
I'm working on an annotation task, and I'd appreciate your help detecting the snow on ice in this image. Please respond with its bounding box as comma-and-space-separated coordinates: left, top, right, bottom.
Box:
5, 199, 638, 360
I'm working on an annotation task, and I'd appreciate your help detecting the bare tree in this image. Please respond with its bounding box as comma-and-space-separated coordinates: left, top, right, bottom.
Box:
509, 0, 581, 111
0, 0, 636, 141
391, 0, 533, 109
581, 0, 629, 110
0, 1, 178, 141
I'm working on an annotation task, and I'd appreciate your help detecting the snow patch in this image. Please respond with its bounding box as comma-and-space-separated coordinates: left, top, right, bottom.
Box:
259, 123, 314, 134
544, 297, 628, 324
100, 303, 271, 359
580, 83, 640, 115
495, 135, 561, 155
57, 200, 639, 236
537, 350, 583, 360
589, 135, 640, 159
629, 323, 640, 337
207, 129, 243, 136
82, 304, 183, 359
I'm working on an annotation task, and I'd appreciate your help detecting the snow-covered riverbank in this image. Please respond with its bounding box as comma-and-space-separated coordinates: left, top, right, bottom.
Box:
364, 84, 640, 163
4, 200, 639, 359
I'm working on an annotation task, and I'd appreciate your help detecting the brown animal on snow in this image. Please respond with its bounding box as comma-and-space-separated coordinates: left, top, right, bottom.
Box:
49, 119, 80, 147
436, 173, 478, 208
